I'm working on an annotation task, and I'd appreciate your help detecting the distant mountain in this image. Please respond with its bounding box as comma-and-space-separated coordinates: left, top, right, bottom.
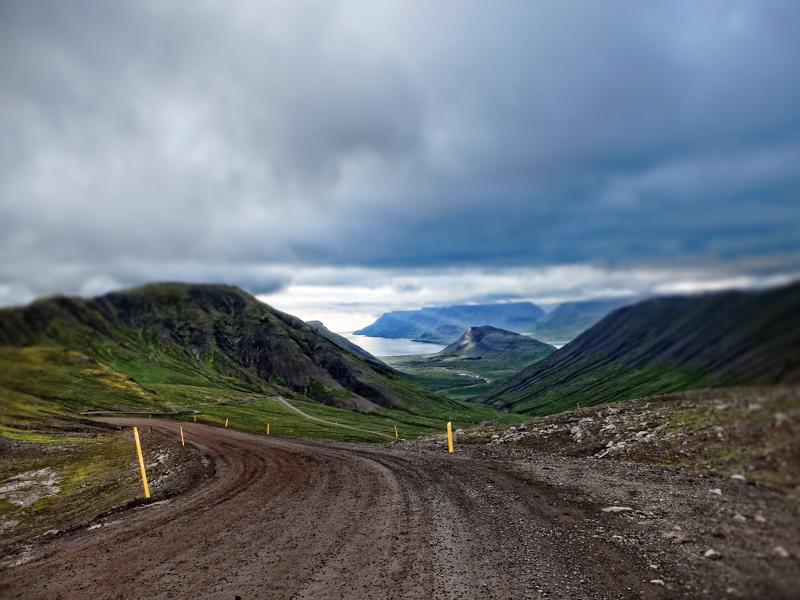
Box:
354, 302, 545, 344
439, 326, 555, 359
482, 282, 800, 415
306, 320, 387, 367
385, 326, 555, 401
526, 298, 634, 343
0, 283, 444, 412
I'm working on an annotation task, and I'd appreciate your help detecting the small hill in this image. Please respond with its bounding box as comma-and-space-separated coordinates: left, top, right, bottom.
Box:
526, 298, 633, 343
354, 302, 544, 344
306, 320, 387, 367
482, 282, 800, 414
384, 326, 555, 400
439, 326, 555, 359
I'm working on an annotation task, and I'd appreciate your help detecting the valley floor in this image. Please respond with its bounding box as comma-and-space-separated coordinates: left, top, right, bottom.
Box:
2, 412, 798, 599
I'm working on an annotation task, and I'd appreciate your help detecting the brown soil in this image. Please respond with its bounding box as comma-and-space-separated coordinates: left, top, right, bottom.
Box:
1, 418, 798, 599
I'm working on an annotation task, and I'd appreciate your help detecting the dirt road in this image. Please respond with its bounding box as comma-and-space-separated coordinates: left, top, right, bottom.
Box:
0, 420, 793, 599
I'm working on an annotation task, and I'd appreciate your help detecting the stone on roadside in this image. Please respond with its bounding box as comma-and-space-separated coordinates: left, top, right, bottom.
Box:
773, 546, 790, 558
773, 412, 790, 426
704, 548, 722, 560
671, 531, 694, 544
602, 506, 633, 513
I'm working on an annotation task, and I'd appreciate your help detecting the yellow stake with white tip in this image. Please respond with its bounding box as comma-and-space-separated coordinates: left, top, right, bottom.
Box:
133, 426, 151, 499
180, 426, 185, 447
225, 418, 228, 428
394, 425, 399, 440
266, 422, 270, 435
446, 421, 454, 454
193, 414, 197, 422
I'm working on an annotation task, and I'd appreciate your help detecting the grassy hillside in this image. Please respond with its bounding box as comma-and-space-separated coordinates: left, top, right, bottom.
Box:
483, 282, 800, 414
0, 283, 430, 412
0, 284, 513, 444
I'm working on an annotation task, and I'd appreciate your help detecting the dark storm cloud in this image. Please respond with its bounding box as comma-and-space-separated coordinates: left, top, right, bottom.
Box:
1, 0, 799, 304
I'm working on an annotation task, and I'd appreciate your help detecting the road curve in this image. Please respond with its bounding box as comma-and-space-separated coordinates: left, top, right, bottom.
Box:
273, 396, 395, 440
1, 420, 670, 600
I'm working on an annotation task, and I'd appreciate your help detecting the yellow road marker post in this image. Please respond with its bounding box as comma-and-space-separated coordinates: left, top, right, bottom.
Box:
180, 426, 185, 447
394, 424, 399, 440
266, 422, 270, 435
193, 414, 197, 423
446, 421, 454, 454
225, 418, 229, 428
133, 426, 151, 499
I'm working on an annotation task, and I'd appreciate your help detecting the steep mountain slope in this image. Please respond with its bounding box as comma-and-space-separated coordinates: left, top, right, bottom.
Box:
0, 283, 442, 412
482, 282, 800, 414
526, 298, 633, 343
385, 326, 555, 400
354, 302, 544, 344
306, 320, 387, 367
439, 326, 555, 359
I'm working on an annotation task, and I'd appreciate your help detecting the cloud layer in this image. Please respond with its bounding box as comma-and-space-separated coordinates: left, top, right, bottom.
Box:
1, 1, 799, 314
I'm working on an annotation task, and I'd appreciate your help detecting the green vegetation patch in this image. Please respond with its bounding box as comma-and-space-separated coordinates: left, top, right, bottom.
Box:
501, 359, 710, 415
0, 346, 154, 412
0, 429, 145, 546
385, 352, 547, 401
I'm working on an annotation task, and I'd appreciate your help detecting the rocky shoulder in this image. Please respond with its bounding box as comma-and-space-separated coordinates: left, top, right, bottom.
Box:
398, 385, 800, 597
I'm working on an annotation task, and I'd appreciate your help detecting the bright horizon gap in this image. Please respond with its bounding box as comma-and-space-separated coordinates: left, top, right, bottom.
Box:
256, 266, 800, 334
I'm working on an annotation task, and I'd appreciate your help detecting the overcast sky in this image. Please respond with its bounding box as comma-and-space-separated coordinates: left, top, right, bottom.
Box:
1, 1, 799, 331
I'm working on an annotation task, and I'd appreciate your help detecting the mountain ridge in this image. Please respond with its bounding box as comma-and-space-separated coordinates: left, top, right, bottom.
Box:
306, 320, 388, 367
482, 282, 800, 414
526, 298, 634, 343
0, 282, 438, 412
355, 302, 545, 344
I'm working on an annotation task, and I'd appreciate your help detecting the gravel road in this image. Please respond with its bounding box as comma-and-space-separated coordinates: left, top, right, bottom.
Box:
1, 419, 795, 599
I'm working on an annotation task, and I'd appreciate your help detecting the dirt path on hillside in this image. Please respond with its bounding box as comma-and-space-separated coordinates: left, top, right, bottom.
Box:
273, 396, 395, 440
0, 420, 795, 599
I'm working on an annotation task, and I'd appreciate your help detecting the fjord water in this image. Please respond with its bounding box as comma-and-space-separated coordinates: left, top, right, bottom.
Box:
342, 333, 445, 357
